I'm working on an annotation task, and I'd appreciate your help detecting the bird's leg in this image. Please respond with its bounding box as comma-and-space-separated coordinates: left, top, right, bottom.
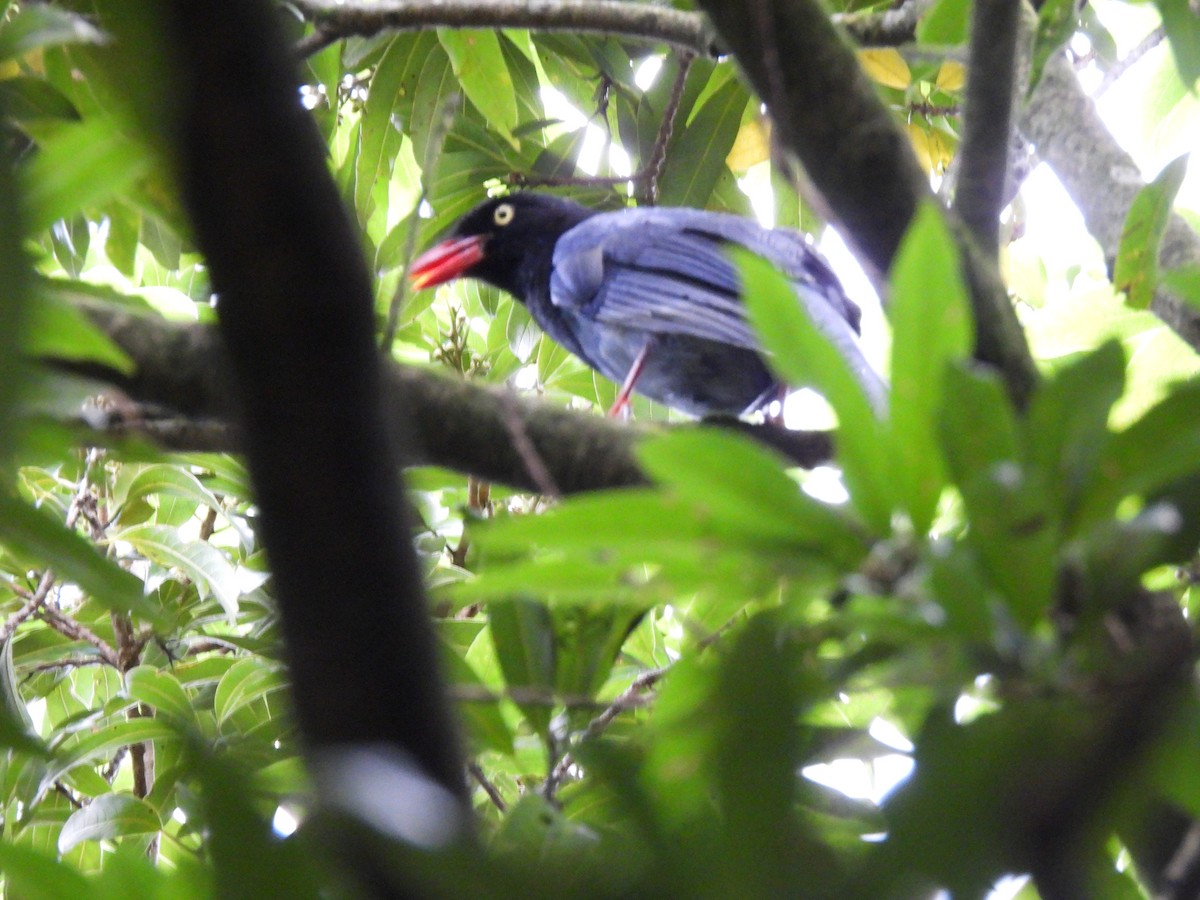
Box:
608, 338, 656, 418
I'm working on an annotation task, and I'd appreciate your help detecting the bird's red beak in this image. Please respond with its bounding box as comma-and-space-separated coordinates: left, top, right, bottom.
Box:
408, 235, 487, 290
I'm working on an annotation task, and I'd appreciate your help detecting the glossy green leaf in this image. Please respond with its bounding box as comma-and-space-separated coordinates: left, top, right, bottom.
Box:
888, 202, 973, 533
43, 718, 178, 790
355, 34, 436, 225
489, 597, 555, 741
1027, 0, 1078, 96
58, 792, 162, 853
0, 843, 91, 898
658, 78, 748, 208
0, 639, 48, 756
120, 464, 225, 519
438, 29, 517, 138
1114, 154, 1189, 310
20, 117, 150, 236
120, 524, 240, 619
637, 429, 869, 567
125, 666, 196, 727
1079, 379, 1200, 525
736, 249, 894, 533
438, 641, 513, 755
0, 77, 78, 122
213, 659, 288, 728
1024, 340, 1125, 529
939, 362, 1021, 486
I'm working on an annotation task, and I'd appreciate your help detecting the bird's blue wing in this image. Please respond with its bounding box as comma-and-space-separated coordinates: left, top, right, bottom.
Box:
549, 208, 860, 350
549, 208, 888, 412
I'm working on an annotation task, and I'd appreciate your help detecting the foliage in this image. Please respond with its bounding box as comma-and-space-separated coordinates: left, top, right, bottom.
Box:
0, 0, 1197, 897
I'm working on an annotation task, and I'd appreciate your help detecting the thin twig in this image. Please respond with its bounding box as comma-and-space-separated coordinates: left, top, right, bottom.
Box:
467, 760, 508, 813
1095, 27, 1165, 97
507, 51, 692, 204
542, 666, 668, 799
0, 571, 56, 645
496, 391, 560, 498
38, 606, 120, 668
644, 51, 693, 205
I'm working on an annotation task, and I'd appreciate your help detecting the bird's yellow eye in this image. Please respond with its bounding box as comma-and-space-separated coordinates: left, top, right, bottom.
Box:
493, 203, 515, 226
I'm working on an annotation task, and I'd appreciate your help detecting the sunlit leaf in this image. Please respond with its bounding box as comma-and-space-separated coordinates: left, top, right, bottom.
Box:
735, 249, 894, 533
58, 793, 161, 852
20, 116, 150, 236
858, 49, 911, 90
888, 202, 973, 533
1115, 154, 1190, 310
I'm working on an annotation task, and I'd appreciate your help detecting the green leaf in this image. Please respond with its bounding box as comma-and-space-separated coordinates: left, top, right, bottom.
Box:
735, 249, 893, 533
938, 363, 1021, 487
120, 464, 225, 519
0, 492, 155, 620
0, 638, 48, 756
0, 77, 78, 122
1079, 379, 1200, 525
1114, 154, 1190, 310
0, 843, 91, 899
20, 116, 150, 235
1025, 340, 1126, 529
657, 78, 748, 208
125, 666, 196, 727
120, 524, 240, 619
43, 718, 178, 790
489, 597, 556, 741
1163, 264, 1200, 307
916, 0, 971, 44
57, 793, 162, 853
888, 202, 974, 533
408, 43, 457, 170
23, 291, 135, 374
213, 659, 288, 728
636, 429, 870, 567
355, 34, 436, 225
1155, 0, 1200, 87
438, 29, 517, 139
438, 642, 513, 755
1027, 0, 1078, 96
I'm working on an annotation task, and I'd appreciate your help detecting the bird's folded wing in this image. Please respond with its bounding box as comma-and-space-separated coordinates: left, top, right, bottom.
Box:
550, 210, 846, 351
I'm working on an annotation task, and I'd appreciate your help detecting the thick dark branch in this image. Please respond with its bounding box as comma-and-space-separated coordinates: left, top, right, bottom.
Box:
59, 298, 836, 493
289, 0, 922, 56
695, 0, 1038, 408
159, 0, 467, 805
1020, 53, 1200, 351
953, 0, 1021, 258
289, 0, 721, 55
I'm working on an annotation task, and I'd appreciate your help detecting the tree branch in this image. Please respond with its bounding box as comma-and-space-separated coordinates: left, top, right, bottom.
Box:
156, 0, 468, 815
1020, 52, 1200, 352
55, 297, 837, 493
695, 0, 1039, 408
952, 0, 1022, 259
289, 0, 721, 55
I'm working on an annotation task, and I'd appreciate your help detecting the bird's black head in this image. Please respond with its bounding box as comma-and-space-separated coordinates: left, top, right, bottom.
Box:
409, 194, 594, 301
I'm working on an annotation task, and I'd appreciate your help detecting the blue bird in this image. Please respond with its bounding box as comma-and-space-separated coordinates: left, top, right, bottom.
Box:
410, 193, 885, 418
